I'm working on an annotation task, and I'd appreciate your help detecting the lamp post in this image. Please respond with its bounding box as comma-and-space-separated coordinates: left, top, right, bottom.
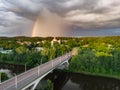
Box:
52, 60, 53, 67
60, 57, 62, 63
41, 59, 42, 65
25, 63, 27, 72
37, 64, 39, 76
14, 73, 17, 89
0, 70, 1, 84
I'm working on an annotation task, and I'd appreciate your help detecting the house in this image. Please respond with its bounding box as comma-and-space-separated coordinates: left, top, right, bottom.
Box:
34, 47, 43, 51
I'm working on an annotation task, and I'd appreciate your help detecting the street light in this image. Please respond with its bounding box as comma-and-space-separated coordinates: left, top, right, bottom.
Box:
25, 63, 27, 72
0, 70, 1, 84
36, 64, 40, 76
60, 57, 62, 63
14, 73, 17, 89
41, 59, 42, 65
52, 60, 53, 67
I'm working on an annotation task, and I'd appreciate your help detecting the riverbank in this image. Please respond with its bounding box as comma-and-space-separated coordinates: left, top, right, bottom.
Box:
47, 69, 120, 90
0, 62, 32, 74
1, 61, 120, 81
64, 69, 120, 81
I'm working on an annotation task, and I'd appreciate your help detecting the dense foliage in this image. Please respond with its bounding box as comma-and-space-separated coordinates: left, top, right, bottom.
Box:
0, 37, 73, 67
70, 36, 120, 77
0, 73, 9, 82
0, 36, 120, 77
38, 79, 53, 90
44, 79, 53, 90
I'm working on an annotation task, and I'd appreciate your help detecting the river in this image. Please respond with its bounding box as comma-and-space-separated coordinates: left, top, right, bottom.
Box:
46, 70, 120, 90
1, 63, 120, 90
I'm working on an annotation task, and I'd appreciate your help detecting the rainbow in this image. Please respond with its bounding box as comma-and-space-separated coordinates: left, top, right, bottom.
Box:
31, 16, 40, 37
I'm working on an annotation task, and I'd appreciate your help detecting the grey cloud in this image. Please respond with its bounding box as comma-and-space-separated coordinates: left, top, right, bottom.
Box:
0, 0, 120, 37
0, 0, 34, 36
0, 21, 33, 36
5, 0, 42, 13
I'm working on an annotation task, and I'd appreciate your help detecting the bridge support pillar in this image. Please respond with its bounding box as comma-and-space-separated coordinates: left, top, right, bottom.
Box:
31, 78, 41, 90
21, 69, 54, 90
64, 60, 69, 69
57, 59, 70, 69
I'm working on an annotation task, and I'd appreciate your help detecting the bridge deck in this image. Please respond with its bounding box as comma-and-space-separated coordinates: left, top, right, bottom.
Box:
0, 52, 72, 90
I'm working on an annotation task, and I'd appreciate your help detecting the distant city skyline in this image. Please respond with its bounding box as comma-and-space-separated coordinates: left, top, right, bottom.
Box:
0, 0, 120, 37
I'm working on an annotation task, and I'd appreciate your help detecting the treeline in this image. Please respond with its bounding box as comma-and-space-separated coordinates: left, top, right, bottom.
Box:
69, 36, 120, 77
0, 36, 76, 49
0, 42, 72, 67
70, 48, 120, 75
0, 36, 76, 67
1, 36, 120, 70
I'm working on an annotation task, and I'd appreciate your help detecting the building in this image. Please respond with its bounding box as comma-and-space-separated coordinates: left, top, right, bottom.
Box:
0, 50, 12, 54
51, 37, 61, 47
34, 47, 43, 51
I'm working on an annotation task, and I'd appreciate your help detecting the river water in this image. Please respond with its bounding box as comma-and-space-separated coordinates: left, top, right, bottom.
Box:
61, 73, 120, 90
47, 70, 120, 90
1, 63, 120, 90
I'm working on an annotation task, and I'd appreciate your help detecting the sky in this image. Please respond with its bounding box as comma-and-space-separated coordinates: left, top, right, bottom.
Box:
0, 0, 120, 37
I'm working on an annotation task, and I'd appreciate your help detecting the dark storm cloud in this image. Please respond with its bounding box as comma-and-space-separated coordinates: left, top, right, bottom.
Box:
0, 0, 120, 36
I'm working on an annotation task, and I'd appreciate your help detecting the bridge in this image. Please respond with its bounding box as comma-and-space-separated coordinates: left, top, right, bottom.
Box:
0, 52, 72, 90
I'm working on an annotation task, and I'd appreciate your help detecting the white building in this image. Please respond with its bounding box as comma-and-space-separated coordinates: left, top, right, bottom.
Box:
51, 37, 61, 47
0, 50, 12, 54
34, 47, 43, 51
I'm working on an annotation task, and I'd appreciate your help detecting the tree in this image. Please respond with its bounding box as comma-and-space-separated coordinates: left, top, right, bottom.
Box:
72, 47, 80, 55
1, 73, 9, 82
44, 79, 53, 90
15, 46, 29, 54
